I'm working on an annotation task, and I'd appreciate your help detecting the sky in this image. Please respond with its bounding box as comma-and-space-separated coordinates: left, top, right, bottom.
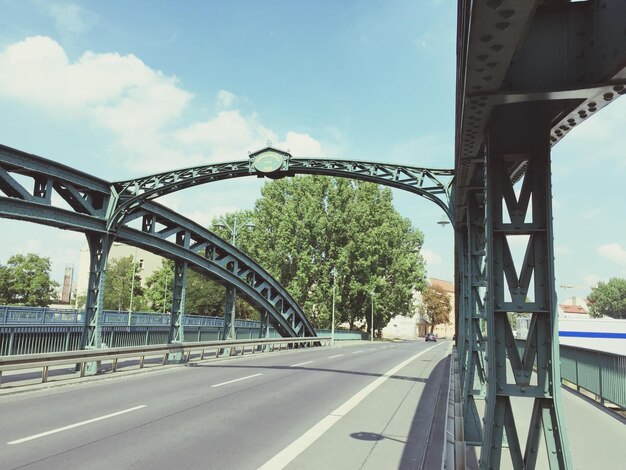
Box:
0, 0, 624, 303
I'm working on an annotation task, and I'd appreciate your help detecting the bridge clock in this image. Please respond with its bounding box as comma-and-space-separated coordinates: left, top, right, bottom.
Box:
252, 150, 286, 173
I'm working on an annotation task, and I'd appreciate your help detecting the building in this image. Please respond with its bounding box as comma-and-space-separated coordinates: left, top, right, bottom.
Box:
416, 278, 455, 339
75, 242, 163, 301
382, 278, 456, 340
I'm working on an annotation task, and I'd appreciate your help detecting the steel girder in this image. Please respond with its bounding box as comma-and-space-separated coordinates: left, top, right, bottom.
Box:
482, 106, 570, 469
0, 147, 316, 346
109, 152, 455, 229
456, 1, 626, 468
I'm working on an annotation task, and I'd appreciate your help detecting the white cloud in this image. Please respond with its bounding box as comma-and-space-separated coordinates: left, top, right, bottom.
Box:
0, 36, 326, 175
597, 242, 626, 267
421, 248, 442, 267
0, 36, 191, 129
555, 245, 572, 255
277, 131, 324, 157
217, 90, 236, 108
39, 1, 95, 36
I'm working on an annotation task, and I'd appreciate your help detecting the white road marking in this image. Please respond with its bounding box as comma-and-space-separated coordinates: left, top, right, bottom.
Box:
259, 342, 446, 469
351, 350, 364, 354
290, 361, 314, 367
7, 405, 147, 445
328, 354, 344, 359
379, 346, 387, 349
211, 373, 262, 388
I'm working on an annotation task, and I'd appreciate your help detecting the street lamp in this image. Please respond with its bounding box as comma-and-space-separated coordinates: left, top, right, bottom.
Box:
331, 268, 338, 346
437, 215, 450, 228
128, 248, 144, 327
370, 290, 375, 343
213, 214, 255, 341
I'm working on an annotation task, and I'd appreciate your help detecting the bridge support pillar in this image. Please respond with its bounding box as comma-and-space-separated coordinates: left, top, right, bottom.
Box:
480, 104, 571, 469
167, 259, 188, 362
82, 233, 114, 375
459, 193, 487, 445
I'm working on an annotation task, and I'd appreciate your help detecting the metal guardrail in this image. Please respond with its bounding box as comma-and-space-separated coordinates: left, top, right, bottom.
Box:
0, 336, 331, 388
559, 344, 626, 410
514, 339, 625, 410
0, 305, 260, 328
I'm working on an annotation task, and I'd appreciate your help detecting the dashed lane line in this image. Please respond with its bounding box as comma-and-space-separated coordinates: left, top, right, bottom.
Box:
259, 341, 447, 469
211, 373, 263, 388
290, 361, 314, 368
8, 405, 147, 445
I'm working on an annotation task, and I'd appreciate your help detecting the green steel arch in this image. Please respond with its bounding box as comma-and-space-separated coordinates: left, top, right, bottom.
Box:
108, 147, 455, 230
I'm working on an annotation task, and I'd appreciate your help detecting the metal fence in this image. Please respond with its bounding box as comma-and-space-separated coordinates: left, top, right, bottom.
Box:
515, 339, 625, 410
0, 306, 366, 356
0, 305, 261, 328
559, 345, 626, 409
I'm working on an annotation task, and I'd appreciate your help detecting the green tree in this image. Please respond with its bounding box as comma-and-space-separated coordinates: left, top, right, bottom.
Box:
421, 284, 451, 333
2, 254, 59, 306
233, 176, 426, 330
103, 256, 146, 311
144, 259, 257, 319
587, 278, 626, 319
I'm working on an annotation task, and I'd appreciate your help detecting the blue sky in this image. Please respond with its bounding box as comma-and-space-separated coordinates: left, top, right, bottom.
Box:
0, 0, 624, 303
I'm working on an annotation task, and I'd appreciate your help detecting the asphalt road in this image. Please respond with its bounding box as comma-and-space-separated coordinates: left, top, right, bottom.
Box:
0, 340, 451, 470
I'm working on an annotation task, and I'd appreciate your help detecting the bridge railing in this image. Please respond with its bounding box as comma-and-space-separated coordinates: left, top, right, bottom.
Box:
0, 305, 260, 328
559, 345, 626, 410
0, 336, 331, 388
514, 339, 625, 410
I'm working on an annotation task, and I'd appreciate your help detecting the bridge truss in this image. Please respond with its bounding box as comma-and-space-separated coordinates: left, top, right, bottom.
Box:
456, 1, 625, 469
0, 143, 454, 366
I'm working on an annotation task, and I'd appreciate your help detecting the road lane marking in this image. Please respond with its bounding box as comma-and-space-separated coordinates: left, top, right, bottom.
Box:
7, 405, 147, 445
290, 361, 314, 367
351, 350, 363, 354
259, 342, 446, 469
211, 373, 262, 388
328, 354, 344, 359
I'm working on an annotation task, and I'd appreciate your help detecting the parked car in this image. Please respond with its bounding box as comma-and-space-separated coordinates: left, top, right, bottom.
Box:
425, 333, 437, 342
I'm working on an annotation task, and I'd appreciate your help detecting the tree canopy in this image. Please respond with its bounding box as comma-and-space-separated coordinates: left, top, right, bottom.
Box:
143, 259, 257, 319
587, 277, 626, 319
223, 176, 427, 331
420, 284, 451, 333
103, 256, 147, 311
0, 254, 59, 306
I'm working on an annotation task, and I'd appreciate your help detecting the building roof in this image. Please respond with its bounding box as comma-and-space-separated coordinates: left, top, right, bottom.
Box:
430, 278, 454, 293
559, 304, 587, 314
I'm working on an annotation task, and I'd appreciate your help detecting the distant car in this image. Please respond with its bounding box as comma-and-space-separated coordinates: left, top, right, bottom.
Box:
425, 333, 437, 342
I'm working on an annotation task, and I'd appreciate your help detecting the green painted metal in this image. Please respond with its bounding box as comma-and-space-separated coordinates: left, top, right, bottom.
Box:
481, 108, 571, 469
559, 345, 626, 410
110, 151, 454, 230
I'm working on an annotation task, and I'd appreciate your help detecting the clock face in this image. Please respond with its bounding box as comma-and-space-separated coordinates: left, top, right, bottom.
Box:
253, 151, 285, 173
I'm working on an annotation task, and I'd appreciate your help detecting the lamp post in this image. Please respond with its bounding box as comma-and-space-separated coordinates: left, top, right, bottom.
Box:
331, 268, 337, 346
213, 214, 255, 340
128, 249, 143, 327
370, 290, 375, 343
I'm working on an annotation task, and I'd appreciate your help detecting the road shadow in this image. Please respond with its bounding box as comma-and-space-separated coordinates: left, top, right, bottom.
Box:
194, 362, 429, 384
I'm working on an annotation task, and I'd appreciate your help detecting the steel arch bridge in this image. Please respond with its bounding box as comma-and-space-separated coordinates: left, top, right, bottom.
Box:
0, 143, 454, 360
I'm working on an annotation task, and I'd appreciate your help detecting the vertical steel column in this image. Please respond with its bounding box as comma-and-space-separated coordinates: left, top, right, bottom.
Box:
223, 286, 237, 340
480, 107, 571, 469
81, 232, 113, 375
81, 233, 113, 350
168, 260, 188, 345
259, 310, 269, 338
463, 194, 487, 444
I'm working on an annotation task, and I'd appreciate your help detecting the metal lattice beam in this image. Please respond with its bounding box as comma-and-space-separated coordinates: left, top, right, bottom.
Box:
456, 2, 626, 468
109, 151, 454, 230
0, 149, 316, 341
